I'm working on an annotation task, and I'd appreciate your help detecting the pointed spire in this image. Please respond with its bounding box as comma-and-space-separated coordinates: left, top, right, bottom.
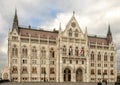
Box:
12, 8, 19, 32
107, 24, 111, 35
14, 8, 18, 25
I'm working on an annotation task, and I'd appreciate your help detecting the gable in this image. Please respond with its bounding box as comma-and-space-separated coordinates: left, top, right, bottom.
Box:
62, 14, 84, 38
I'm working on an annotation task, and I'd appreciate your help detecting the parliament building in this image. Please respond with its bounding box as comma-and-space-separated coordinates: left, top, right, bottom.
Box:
2, 10, 117, 82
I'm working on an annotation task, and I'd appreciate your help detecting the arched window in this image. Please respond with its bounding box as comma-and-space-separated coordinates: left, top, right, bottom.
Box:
110, 53, 114, 61
22, 67, 28, 74
98, 52, 101, 61
12, 66, 18, 73
91, 69, 95, 75
98, 69, 101, 75
50, 48, 55, 58
22, 45, 28, 58
12, 45, 18, 57
110, 70, 114, 75
41, 47, 46, 64
31, 46, 37, 59
63, 45, 67, 55
91, 51, 94, 61
32, 67, 37, 74
104, 70, 107, 75
104, 52, 107, 61
69, 46, 73, 56
41, 47, 46, 58
75, 47, 79, 56
50, 67, 55, 74
69, 29, 72, 37
75, 29, 78, 37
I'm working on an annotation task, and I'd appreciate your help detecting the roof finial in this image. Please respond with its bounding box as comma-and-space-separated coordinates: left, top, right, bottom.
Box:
73, 11, 75, 16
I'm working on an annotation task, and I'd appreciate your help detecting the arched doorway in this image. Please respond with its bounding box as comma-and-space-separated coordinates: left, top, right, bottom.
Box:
3, 73, 8, 80
76, 68, 83, 82
64, 68, 71, 82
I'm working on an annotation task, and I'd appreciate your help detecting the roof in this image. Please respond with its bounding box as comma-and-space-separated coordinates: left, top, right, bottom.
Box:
18, 27, 58, 40
88, 35, 108, 45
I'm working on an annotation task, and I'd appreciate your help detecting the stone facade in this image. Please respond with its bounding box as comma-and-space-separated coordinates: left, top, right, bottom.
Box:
2, 11, 117, 82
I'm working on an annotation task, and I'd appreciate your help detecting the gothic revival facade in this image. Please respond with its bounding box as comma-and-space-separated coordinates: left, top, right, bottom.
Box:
2, 10, 117, 82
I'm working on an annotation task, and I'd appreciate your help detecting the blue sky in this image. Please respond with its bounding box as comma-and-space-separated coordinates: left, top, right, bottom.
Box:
0, 0, 120, 73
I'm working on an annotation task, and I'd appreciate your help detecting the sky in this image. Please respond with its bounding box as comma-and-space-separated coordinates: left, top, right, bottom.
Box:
0, 0, 120, 73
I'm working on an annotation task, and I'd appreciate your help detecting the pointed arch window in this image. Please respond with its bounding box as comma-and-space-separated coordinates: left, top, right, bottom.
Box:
50, 48, 55, 58
75, 47, 79, 56
12, 44, 18, 57
75, 29, 78, 37
69, 46, 73, 56
31, 46, 37, 59
91, 51, 94, 61
62, 45, 67, 55
104, 52, 107, 61
22, 45, 28, 58
12, 66, 18, 73
98, 69, 101, 75
97, 52, 101, 61
32, 67, 37, 74
110, 53, 114, 61
22, 66, 28, 74
91, 69, 95, 75
69, 29, 72, 37
41, 47, 46, 64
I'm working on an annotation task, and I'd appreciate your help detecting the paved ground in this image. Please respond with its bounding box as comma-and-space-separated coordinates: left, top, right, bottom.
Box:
0, 82, 115, 85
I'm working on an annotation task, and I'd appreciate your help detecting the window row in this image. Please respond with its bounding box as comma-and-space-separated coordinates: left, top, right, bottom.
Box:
11, 45, 55, 58
91, 69, 114, 75
11, 66, 55, 74
91, 63, 114, 67
63, 59, 84, 64
62, 46, 85, 56
68, 29, 78, 37
91, 52, 114, 61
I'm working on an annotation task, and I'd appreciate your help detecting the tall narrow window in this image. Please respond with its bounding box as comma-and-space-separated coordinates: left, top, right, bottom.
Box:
75, 29, 78, 37
110, 53, 114, 61
41, 47, 46, 64
69, 29, 72, 37
50, 68, 55, 74
41, 67, 46, 74
62, 45, 67, 55
32, 67, 37, 74
98, 52, 101, 61
104, 52, 107, 61
91, 69, 95, 75
75, 47, 79, 56
12, 45, 18, 57
69, 46, 73, 56
98, 69, 101, 75
22, 45, 28, 58
50, 48, 55, 58
22, 67, 28, 74
31, 46, 37, 59
91, 51, 94, 61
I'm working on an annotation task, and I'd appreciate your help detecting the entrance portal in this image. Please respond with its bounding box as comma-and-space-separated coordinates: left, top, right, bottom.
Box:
76, 68, 83, 82
64, 68, 71, 82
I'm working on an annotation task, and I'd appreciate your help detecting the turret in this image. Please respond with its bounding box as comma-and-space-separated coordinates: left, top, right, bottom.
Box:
12, 9, 19, 32
107, 24, 112, 44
